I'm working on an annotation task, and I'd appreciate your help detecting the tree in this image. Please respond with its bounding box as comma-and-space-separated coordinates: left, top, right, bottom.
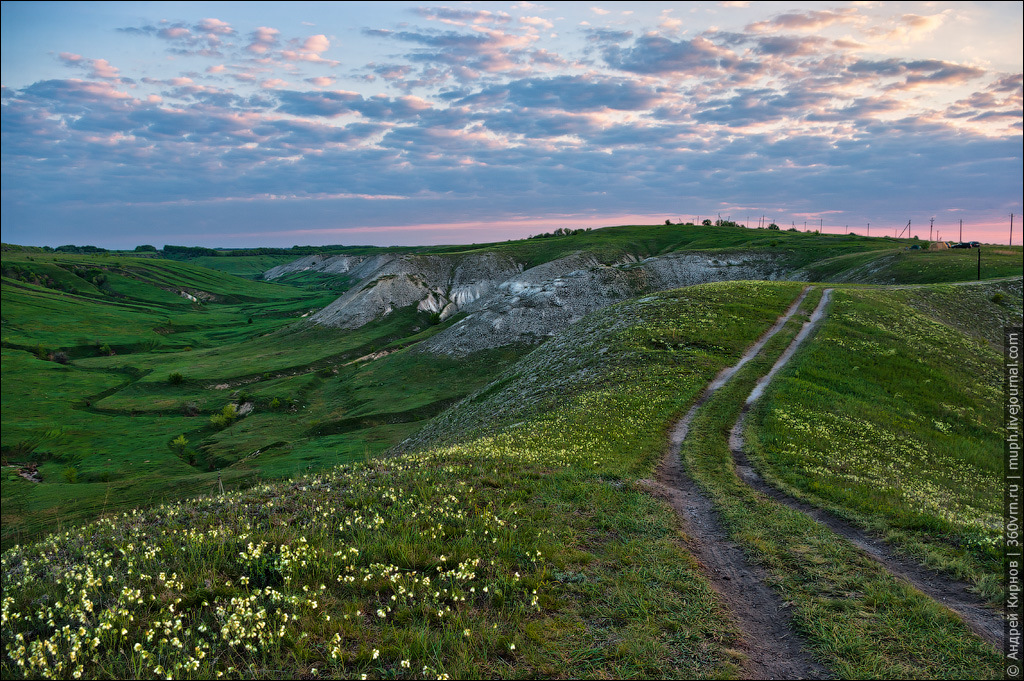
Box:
767, 223, 780, 230
702, 219, 713, 226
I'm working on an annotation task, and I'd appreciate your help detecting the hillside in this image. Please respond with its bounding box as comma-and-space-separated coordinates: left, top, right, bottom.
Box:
2, 224, 1021, 679
2, 276, 1018, 679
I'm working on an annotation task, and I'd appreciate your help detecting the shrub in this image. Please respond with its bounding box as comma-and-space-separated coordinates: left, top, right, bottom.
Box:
210, 403, 239, 429
168, 372, 185, 385
170, 434, 189, 454
182, 401, 200, 416
768, 223, 780, 230
701, 219, 713, 226
991, 293, 1006, 305
50, 351, 69, 365
270, 397, 281, 410
62, 467, 78, 484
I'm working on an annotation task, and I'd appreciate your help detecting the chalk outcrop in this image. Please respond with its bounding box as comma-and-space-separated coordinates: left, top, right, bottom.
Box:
264, 249, 796, 356
418, 252, 793, 356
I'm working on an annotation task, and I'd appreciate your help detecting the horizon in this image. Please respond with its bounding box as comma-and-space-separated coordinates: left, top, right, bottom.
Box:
5, 218, 1018, 252
2, 1, 1021, 249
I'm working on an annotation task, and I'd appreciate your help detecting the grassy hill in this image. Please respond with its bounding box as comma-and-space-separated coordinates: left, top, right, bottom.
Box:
1, 224, 1020, 678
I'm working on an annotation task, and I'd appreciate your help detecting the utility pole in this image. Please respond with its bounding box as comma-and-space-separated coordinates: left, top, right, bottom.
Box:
930, 217, 934, 242
977, 246, 981, 281
959, 219, 963, 243
1011, 213, 1015, 246
867, 222, 870, 237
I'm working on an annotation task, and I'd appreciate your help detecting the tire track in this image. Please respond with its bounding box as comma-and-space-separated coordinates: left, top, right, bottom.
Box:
643, 287, 830, 680
729, 288, 1003, 648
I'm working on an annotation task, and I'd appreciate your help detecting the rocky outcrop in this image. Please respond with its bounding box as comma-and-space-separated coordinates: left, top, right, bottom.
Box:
307, 253, 521, 329
263, 249, 798, 356
418, 251, 795, 356
262, 254, 367, 280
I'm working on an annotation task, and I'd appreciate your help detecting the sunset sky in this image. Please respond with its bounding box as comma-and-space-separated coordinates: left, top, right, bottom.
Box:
2, 1, 1021, 248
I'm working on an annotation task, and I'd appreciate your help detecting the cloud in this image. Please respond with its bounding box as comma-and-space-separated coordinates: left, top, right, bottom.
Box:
412, 6, 511, 27
866, 12, 950, 43
746, 8, 861, 34
460, 75, 662, 112
281, 34, 340, 65
302, 34, 331, 53
847, 58, 985, 90
58, 53, 121, 80
520, 16, 554, 31
601, 35, 729, 75
197, 18, 234, 35
305, 76, 336, 87
119, 18, 234, 56
247, 26, 280, 54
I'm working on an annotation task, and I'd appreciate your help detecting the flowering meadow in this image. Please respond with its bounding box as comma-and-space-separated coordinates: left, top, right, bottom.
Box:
2, 281, 805, 680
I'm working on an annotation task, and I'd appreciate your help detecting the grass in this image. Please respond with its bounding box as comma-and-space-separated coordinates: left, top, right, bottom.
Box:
3, 281, 811, 680
799, 245, 1023, 284
2, 226, 1018, 678
747, 281, 1019, 601
677, 287, 1002, 678
1, 277, 530, 550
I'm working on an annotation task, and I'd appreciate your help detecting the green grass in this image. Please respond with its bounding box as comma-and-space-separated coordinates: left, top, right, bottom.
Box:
677, 288, 1001, 678
2, 275, 529, 550
748, 282, 1019, 601
799, 246, 1023, 284
3, 281, 811, 680
2, 227, 1016, 679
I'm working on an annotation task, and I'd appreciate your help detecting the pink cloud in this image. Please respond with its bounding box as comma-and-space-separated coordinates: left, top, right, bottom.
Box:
747, 8, 861, 33
520, 16, 554, 31
158, 26, 191, 40
58, 53, 120, 80
247, 26, 280, 54
197, 18, 233, 35
306, 76, 336, 87
302, 34, 330, 53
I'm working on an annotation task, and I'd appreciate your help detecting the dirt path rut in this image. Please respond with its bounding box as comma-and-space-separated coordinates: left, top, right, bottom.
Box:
644, 287, 829, 680
729, 288, 1004, 648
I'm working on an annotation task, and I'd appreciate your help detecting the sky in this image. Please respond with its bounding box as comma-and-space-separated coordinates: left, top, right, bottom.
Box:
1, 1, 1021, 249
